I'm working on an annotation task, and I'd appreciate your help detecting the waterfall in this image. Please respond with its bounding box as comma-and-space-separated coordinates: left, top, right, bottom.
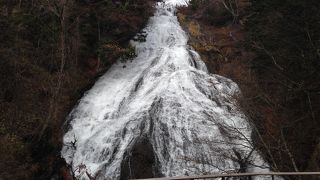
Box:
62, 0, 269, 179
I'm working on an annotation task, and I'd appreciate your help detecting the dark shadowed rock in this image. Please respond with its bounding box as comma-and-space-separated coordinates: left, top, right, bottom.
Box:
120, 137, 161, 179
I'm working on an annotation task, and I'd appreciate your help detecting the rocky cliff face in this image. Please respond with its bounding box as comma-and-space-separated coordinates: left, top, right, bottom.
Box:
62, 1, 269, 179
177, 0, 251, 78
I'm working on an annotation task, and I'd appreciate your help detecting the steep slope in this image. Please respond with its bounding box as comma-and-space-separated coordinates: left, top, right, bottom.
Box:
0, 0, 153, 179
177, 0, 320, 173
62, 1, 268, 179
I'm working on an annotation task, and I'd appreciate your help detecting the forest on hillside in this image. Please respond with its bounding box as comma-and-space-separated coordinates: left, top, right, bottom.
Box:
179, 0, 320, 175
0, 0, 153, 179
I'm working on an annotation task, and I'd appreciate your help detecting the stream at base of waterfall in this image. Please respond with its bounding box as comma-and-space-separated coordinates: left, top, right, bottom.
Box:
61, 0, 274, 179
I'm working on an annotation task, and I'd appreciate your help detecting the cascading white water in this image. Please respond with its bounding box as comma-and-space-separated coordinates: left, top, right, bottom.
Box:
62, 0, 270, 179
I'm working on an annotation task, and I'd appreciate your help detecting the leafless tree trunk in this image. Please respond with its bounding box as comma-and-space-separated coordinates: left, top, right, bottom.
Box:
38, 0, 71, 140
220, 0, 239, 23
280, 130, 300, 173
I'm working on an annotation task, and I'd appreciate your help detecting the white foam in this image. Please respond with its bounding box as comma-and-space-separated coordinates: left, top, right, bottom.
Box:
61, 1, 272, 179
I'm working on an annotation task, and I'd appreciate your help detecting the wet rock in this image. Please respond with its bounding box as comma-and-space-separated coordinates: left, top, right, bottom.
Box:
120, 137, 160, 179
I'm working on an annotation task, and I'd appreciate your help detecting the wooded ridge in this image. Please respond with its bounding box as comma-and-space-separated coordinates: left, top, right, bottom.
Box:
178, 0, 320, 175
0, 0, 154, 179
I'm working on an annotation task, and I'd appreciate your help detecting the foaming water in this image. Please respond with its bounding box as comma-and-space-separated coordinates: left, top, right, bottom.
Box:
62, 0, 270, 179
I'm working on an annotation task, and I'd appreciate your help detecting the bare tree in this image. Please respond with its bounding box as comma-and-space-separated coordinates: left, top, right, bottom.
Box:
219, 0, 239, 23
